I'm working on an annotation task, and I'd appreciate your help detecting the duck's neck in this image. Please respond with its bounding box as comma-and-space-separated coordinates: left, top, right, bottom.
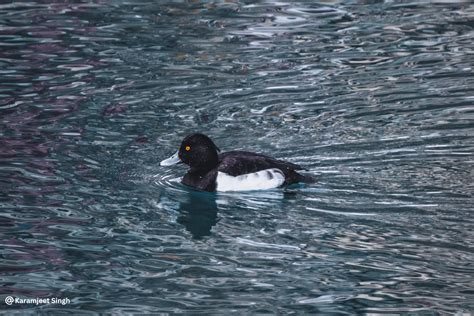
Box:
189, 153, 218, 176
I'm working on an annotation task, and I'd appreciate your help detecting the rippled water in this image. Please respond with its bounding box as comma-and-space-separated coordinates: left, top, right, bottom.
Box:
1, 0, 473, 314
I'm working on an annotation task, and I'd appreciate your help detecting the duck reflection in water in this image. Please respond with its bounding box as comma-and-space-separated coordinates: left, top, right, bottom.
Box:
175, 188, 298, 238
176, 190, 218, 239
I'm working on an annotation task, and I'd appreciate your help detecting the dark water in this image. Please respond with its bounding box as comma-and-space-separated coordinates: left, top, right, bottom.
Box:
1, 0, 473, 314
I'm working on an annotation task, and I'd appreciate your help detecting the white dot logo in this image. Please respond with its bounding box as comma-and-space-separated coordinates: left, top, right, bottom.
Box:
5, 296, 14, 305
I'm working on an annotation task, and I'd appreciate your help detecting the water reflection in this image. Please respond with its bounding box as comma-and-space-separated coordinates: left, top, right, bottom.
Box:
176, 191, 218, 239
174, 187, 290, 239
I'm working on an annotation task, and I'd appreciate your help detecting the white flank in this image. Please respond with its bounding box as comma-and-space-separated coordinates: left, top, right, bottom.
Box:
216, 168, 285, 192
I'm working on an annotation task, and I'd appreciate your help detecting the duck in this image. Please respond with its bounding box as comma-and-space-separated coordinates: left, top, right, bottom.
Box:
160, 133, 315, 192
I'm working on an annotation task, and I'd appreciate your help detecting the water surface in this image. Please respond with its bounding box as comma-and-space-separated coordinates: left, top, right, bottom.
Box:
1, 1, 473, 314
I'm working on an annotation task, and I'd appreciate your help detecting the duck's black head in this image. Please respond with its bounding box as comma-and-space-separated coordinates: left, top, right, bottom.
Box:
161, 133, 220, 173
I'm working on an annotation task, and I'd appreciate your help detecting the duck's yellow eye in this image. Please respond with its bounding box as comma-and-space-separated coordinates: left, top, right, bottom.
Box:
185, 146, 191, 151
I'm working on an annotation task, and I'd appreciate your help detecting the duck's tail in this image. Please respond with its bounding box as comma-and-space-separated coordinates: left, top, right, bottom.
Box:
298, 173, 316, 184
284, 171, 316, 186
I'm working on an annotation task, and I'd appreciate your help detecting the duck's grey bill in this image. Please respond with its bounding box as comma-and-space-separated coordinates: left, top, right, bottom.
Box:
160, 151, 180, 166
